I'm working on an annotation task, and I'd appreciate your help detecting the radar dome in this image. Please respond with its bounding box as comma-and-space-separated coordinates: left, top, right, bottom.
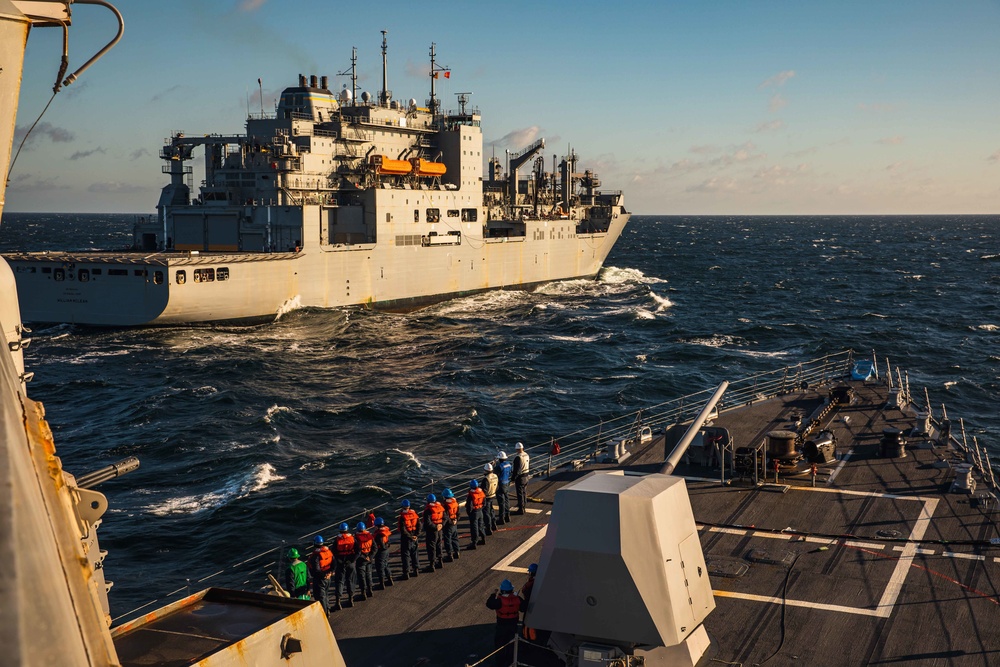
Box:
339, 88, 353, 102
408, 98, 417, 110
360, 91, 371, 103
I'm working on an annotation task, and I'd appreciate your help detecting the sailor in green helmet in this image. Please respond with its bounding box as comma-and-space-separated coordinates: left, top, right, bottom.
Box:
284, 548, 310, 600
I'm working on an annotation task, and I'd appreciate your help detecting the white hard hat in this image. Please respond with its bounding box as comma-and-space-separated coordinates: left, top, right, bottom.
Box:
515, 442, 524, 450
498, 451, 507, 460
484, 463, 493, 472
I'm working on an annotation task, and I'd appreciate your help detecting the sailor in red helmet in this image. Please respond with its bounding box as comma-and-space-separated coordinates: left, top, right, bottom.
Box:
422, 493, 446, 571
486, 578, 525, 666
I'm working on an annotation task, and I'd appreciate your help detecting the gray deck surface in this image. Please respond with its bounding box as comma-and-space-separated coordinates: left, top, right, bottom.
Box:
326, 381, 1000, 666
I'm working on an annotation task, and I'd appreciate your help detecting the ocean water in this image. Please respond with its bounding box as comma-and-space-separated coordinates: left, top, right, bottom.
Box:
2, 212, 999, 620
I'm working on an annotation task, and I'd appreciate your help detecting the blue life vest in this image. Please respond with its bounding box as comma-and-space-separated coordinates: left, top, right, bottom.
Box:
498, 460, 513, 484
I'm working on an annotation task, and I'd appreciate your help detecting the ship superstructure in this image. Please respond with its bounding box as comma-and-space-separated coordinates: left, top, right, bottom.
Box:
5, 38, 629, 326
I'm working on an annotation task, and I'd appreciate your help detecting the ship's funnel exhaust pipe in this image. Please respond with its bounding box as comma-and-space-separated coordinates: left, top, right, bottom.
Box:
310, 74, 318, 88
299, 74, 306, 87
660, 381, 728, 475
320, 75, 328, 90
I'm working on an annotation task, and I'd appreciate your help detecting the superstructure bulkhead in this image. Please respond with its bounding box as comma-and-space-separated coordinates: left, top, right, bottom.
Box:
5, 41, 629, 326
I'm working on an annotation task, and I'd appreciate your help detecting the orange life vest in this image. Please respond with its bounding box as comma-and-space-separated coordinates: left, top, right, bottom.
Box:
355, 531, 373, 555
334, 532, 356, 558
444, 497, 460, 522
312, 546, 333, 573
375, 525, 391, 548
469, 487, 485, 510
497, 593, 521, 620
400, 508, 419, 532
426, 501, 445, 526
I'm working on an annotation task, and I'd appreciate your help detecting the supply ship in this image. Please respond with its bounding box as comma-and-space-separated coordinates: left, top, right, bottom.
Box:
5, 4, 999, 667
3, 35, 629, 326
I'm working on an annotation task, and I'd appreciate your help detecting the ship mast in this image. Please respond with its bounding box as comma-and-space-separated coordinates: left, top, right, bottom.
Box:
379, 30, 389, 108
338, 46, 358, 105
428, 43, 450, 116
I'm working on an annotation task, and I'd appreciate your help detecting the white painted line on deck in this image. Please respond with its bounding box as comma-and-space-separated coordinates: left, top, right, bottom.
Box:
943, 551, 985, 561
844, 540, 886, 550
892, 546, 935, 555
875, 497, 938, 618
525, 508, 543, 514
492, 525, 547, 574
713, 590, 884, 617
825, 448, 853, 486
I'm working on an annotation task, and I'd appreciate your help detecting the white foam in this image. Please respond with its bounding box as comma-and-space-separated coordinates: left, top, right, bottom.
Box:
944, 381, 958, 389
599, 265, 667, 285
391, 448, 422, 468
362, 484, 392, 495
684, 334, 743, 348
300, 461, 325, 471
264, 404, 295, 423
146, 463, 285, 516
635, 309, 656, 320
243, 462, 285, 494
275, 295, 302, 319
649, 291, 673, 311
975, 324, 998, 331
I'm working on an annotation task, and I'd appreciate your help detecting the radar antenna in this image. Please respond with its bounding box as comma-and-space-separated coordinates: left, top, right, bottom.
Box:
455, 92, 472, 115
428, 43, 450, 116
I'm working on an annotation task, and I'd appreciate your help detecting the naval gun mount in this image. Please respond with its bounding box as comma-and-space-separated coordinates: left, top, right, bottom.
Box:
526, 384, 726, 666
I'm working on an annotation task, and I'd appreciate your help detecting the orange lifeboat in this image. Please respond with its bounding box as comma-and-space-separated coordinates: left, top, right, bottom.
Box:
410, 158, 447, 177
371, 155, 412, 175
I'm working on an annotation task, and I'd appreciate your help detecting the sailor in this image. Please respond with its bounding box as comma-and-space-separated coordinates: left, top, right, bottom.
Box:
307, 535, 334, 612
354, 522, 375, 599
481, 463, 499, 535
495, 451, 513, 524
332, 522, 356, 610
284, 548, 310, 600
372, 517, 394, 589
466, 479, 487, 549
398, 499, 421, 579
521, 563, 537, 606
512, 442, 530, 515
422, 493, 446, 571
441, 488, 461, 561
486, 579, 525, 666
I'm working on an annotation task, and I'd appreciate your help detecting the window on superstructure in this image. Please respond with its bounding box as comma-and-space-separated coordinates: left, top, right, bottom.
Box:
54, 269, 65, 281
217, 267, 229, 281
176, 270, 186, 285
108, 269, 127, 276
426, 208, 440, 223
414, 209, 420, 223
461, 208, 478, 222
42, 267, 51, 274
153, 271, 163, 285
92, 268, 102, 275
79, 269, 90, 283
447, 210, 459, 218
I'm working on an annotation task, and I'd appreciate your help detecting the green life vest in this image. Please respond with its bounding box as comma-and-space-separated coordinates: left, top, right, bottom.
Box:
289, 560, 308, 592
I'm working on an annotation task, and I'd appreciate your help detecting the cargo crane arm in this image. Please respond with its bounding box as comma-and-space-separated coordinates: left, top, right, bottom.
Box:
507, 138, 545, 205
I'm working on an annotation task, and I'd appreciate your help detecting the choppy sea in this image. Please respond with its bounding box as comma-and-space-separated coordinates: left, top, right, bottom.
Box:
2, 212, 998, 621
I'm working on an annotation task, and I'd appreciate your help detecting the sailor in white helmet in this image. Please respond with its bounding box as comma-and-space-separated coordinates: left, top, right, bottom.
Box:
481, 462, 499, 534
512, 442, 530, 515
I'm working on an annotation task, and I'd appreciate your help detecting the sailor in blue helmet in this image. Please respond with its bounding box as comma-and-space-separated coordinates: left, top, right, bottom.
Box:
495, 451, 513, 524
441, 488, 461, 562
372, 517, 394, 589
307, 535, 334, 612
331, 522, 356, 609
465, 479, 487, 549
422, 493, 446, 571
397, 498, 421, 579
486, 578, 525, 666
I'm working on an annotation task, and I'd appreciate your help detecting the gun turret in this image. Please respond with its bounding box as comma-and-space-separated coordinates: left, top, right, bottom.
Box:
75, 456, 140, 489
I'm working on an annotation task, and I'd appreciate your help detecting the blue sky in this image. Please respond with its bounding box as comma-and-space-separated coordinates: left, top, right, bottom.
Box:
7, 0, 1000, 214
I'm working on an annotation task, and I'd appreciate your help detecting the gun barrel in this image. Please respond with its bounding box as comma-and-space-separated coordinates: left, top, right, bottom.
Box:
75, 456, 140, 489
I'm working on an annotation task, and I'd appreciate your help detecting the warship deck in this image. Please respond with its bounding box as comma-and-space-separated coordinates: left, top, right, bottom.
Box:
326, 379, 1000, 666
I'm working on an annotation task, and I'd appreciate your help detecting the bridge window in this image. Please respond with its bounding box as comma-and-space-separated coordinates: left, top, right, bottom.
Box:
176, 270, 186, 285
426, 208, 440, 223
193, 268, 215, 283
447, 209, 459, 218
217, 267, 229, 281
153, 271, 164, 285
462, 208, 478, 222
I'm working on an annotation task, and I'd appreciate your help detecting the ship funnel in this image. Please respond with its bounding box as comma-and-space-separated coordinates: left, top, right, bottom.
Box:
310, 74, 318, 88
299, 74, 306, 87
320, 75, 328, 90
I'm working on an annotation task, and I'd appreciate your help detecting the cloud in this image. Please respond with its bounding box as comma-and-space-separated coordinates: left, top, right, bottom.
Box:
8, 173, 70, 192
69, 147, 106, 160
876, 136, 904, 146
404, 59, 428, 80
87, 181, 148, 194
130, 148, 151, 161
758, 70, 796, 89
688, 145, 719, 155
858, 102, 899, 113
63, 80, 90, 100
151, 84, 184, 103
685, 177, 739, 194
988, 149, 1000, 163
768, 93, 787, 113
787, 146, 819, 158
13, 121, 75, 149
754, 119, 786, 133
487, 126, 542, 149
237, 0, 267, 11
885, 161, 904, 174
